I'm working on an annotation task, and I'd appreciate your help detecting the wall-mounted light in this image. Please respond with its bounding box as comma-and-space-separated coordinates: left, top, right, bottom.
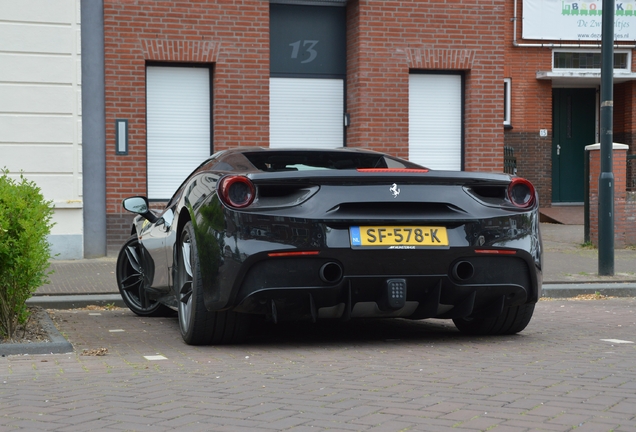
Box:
115, 119, 128, 155
344, 113, 350, 127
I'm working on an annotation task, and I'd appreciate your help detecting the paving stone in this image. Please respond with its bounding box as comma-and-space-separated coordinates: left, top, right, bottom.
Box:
2, 299, 636, 430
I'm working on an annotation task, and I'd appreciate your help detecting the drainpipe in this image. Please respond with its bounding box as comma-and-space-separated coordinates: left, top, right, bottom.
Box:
512, 0, 636, 49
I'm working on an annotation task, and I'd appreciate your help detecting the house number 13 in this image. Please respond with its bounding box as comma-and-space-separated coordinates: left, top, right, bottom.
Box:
289, 40, 319, 63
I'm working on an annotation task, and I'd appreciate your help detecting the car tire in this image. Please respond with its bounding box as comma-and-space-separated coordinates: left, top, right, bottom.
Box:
452, 303, 535, 335
116, 235, 174, 317
177, 221, 250, 345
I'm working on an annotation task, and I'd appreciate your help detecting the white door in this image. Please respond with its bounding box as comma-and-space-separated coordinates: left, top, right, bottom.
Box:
270, 77, 343, 148
409, 74, 462, 170
146, 66, 210, 200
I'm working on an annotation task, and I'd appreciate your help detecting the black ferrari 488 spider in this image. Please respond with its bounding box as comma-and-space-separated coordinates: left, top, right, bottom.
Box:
117, 147, 542, 345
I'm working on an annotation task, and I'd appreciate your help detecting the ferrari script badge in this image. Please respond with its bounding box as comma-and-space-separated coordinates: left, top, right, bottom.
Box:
389, 183, 400, 198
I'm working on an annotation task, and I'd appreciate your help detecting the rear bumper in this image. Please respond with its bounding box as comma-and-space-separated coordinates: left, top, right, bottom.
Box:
199, 212, 542, 317
229, 249, 541, 321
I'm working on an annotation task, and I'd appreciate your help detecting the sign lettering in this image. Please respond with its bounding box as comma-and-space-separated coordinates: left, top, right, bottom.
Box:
523, 0, 636, 41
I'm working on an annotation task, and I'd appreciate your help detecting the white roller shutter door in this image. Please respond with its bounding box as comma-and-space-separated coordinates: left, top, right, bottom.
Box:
409, 74, 462, 170
147, 66, 210, 200
270, 77, 343, 148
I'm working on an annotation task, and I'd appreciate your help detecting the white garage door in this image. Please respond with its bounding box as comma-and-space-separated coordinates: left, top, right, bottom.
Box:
409, 74, 462, 170
270, 77, 343, 149
146, 66, 210, 200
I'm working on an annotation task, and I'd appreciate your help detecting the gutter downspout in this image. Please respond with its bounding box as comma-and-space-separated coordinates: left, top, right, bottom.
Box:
512, 0, 636, 48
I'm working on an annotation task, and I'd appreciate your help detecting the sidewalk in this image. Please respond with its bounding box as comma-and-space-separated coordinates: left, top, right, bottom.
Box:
30, 223, 636, 308
540, 223, 636, 283
539, 223, 636, 297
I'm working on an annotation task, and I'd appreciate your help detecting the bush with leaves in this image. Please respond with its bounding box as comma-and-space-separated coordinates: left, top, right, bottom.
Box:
0, 169, 54, 340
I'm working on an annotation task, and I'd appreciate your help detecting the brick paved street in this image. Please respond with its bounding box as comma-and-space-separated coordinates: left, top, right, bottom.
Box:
2, 298, 636, 431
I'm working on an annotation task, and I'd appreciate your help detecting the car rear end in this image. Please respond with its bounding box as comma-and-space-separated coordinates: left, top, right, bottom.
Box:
210, 167, 541, 329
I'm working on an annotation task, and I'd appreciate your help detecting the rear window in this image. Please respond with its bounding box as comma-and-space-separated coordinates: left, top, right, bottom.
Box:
243, 151, 423, 172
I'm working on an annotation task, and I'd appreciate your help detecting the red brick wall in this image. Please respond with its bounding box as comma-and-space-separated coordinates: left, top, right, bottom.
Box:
346, 0, 506, 169
503, 1, 636, 207
588, 148, 636, 247
104, 0, 270, 216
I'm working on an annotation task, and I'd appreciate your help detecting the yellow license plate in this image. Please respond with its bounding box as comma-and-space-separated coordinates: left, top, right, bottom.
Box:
350, 226, 448, 247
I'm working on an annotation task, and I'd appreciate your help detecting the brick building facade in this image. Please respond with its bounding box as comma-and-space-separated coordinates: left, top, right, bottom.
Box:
504, 0, 636, 208
102, 0, 508, 253
104, 0, 270, 251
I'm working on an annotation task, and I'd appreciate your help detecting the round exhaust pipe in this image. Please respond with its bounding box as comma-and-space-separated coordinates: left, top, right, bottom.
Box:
319, 262, 343, 284
451, 261, 474, 281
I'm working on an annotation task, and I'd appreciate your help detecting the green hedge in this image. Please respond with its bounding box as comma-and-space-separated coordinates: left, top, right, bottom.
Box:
0, 169, 54, 340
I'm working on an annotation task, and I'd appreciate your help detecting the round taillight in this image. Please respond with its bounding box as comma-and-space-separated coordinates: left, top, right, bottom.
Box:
218, 175, 255, 209
507, 178, 535, 208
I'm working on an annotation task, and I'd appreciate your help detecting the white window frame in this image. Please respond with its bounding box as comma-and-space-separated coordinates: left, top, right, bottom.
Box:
551, 49, 632, 73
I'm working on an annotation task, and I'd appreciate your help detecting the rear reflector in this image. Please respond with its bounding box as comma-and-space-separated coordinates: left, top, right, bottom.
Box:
267, 251, 320, 258
475, 249, 517, 255
356, 168, 429, 173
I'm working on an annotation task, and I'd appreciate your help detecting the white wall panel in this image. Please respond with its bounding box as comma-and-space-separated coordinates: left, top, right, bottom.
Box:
0, 0, 75, 23
0, 54, 75, 83
0, 116, 74, 144
0, 23, 74, 54
49, 208, 83, 234
0, 84, 74, 113
5, 174, 78, 202
409, 74, 462, 171
270, 77, 343, 149
0, 144, 75, 172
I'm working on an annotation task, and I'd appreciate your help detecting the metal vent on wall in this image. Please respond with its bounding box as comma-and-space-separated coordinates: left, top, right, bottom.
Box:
270, 0, 347, 6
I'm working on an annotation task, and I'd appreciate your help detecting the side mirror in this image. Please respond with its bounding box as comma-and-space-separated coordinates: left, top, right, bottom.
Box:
122, 196, 157, 223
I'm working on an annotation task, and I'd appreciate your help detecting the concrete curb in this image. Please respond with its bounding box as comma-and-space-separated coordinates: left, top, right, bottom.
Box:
542, 282, 636, 298
25, 283, 636, 312
0, 310, 73, 356
27, 294, 125, 310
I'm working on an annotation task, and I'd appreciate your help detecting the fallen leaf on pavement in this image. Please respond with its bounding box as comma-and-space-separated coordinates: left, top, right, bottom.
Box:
81, 348, 108, 356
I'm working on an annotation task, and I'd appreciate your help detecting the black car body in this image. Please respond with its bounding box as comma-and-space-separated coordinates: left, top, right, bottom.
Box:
117, 147, 542, 345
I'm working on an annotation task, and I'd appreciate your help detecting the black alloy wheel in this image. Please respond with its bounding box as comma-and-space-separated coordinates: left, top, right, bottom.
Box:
116, 235, 174, 317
